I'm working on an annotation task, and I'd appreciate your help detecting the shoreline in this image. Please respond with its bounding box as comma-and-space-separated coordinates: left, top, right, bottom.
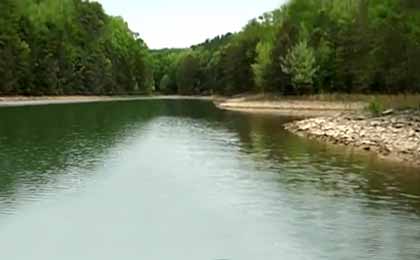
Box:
216, 95, 366, 117
0, 95, 213, 107
217, 95, 420, 168
284, 110, 420, 168
2, 94, 419, 168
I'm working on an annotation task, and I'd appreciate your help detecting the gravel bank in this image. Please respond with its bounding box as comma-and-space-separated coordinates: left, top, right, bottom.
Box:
285, 110, 420, 167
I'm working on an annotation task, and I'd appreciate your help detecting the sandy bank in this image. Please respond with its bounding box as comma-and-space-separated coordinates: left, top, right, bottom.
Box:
285, 110, 420, 167
216, 96, 366, 117
0, 95, 212, 107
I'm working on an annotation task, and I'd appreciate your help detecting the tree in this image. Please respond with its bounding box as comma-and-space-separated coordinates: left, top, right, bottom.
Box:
252, 42, 272, 92
281, 40, 318, 94
4, 0, 419, 97
159, 74, 171, 94
176, 54, 200, 95
153, 0, 420, 96
0, 0, 153, 96
0, 0, 31, 94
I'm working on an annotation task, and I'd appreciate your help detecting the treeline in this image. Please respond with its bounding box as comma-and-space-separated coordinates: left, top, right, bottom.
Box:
0, 0, 153, 96
154, 0, 420, 95
2, 0, 420, 97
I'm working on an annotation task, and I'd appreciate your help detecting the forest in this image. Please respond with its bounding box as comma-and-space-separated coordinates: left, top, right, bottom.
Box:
0, 0, 153, 95
154, 0, 420, 95
1, 0, 420, 96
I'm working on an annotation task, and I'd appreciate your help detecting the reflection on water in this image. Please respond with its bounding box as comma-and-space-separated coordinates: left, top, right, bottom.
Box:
0, 100, 419, 260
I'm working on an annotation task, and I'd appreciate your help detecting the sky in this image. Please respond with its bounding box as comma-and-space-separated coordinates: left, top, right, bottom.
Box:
96, 0, 285, 49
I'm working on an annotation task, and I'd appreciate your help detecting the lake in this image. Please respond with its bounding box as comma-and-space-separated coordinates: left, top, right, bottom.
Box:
0, 99, 419, 260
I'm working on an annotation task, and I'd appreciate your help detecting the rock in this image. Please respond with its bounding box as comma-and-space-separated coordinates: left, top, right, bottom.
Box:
382, 109, 394, 116
312, 130, 324, 136
299, 125, 310, 131
354, 116, 366, 121
370, 121, 380, 127
284, 109, 420, 167
379, 145, 392, 155
393, 123, 404, 129
362, 140, 376, 146
392, 128, 401, 133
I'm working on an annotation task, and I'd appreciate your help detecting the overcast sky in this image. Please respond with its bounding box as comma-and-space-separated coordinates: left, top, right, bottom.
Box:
96, 0, 285, 49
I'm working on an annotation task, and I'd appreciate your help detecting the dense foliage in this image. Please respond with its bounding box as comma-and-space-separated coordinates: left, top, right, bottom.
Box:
154, 0, 420, 95
2, 0, 420, 96
0, 0, 153, 95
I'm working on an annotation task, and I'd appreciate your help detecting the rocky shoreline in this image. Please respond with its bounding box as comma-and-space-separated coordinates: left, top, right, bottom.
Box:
285, 110, 420, 167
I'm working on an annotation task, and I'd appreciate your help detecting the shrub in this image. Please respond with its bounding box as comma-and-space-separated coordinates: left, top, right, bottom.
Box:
367, 99, 384, 116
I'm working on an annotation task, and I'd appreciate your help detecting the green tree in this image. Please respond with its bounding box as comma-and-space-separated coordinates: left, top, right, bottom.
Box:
281, 40, 318, 94
252, 42, 272, 92
0, 0, 153, 96
176, 54, 200, 95
0, 0, 30, 94
159, 74, 171, 94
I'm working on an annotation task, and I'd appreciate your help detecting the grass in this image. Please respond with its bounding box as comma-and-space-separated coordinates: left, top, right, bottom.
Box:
363, 94, 420, 110
367, 98, 384, 116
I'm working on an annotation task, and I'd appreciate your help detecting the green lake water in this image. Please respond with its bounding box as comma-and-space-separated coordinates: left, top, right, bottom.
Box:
0, 99, 419, 259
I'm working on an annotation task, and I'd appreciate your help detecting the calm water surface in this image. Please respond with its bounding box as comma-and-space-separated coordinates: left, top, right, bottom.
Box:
0, 99, 419, 260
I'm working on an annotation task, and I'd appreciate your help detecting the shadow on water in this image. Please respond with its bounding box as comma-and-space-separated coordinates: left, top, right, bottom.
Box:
0, 100, 159, 210
0, 99, 420, 259
221, 111, 420, 216
0, 99, 227, 211
0, 98, 419, 216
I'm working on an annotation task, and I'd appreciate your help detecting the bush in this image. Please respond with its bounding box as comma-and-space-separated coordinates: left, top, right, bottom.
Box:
367, 99, 384, 116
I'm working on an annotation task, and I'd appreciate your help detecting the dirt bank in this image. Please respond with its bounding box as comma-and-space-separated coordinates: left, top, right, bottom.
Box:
216, 95, 366, 117
285, 110, 420, 167
0, 95, 212, 107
